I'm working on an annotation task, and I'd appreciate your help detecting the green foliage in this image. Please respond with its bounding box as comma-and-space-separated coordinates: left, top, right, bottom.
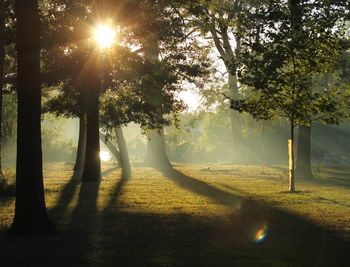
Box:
232, 1, 349, 128
42, 0, 211, 135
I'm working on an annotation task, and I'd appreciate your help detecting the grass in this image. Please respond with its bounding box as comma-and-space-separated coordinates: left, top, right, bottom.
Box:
1, 162, 350, 266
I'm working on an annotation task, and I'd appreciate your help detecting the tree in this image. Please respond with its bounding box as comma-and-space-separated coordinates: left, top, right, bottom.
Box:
0, 1, 5, 178
232, 0, 349, 192
0, 0, 13, 177
296, 24, 350, 180
95, 0, 210, 169
186, 0, 244, 148
42, 0, 107, 182
80, 51, 102, 182
127, 0, 209, 168
296, 125, 312, 179
43, 0, 208, 172
74, 115, 86, 176
8, 0, 56, 235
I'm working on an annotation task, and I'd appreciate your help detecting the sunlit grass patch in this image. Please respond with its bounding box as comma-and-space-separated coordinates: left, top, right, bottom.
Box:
1, 163, 350, 266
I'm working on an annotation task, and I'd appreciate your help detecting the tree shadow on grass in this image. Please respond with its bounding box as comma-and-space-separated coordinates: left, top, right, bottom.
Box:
49, 175, 80, 222
159, 166, 242, 207
269, 165, 350, 189
150, 166, 350, 266
102, 166, 119, 177
311, 168, 350, 189
2, 166, 350, 266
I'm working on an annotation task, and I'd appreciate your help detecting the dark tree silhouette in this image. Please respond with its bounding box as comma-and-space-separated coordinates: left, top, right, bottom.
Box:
73, 114, 87, 177
0, 1, 5, 178
80, 54, 102, 182
8, 0, 56, 235
296, 125, 313, 179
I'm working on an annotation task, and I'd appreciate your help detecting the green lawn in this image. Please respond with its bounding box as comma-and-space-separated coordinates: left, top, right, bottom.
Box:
1, 163, 350, 266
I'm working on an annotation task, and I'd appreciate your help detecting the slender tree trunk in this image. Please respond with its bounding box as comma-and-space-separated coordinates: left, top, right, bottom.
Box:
0, 2, 5, 177
115, 126, 131, 175
144, 129, 171, 169
81, 55, 101, 182
261, 122, 265, 174
73, 115, 86, 177
289, 120, 295, 193
99, 131, 121, 165
9, 0, 56, 235
296, 125, 313, 180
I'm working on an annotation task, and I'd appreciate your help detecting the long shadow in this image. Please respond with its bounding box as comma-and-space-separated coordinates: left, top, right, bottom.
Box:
158, 167, 242, 207
62, 179, 101, 266
61, 167, 131, 266
269, 165, 350, 189
311, 168, 350, 189
102, 166, 119, 177
92, 166, 350, 266
3, 166, 350, 266
49, 174, 80, 222
104, 169, 130, 212
156, 167, 350, 265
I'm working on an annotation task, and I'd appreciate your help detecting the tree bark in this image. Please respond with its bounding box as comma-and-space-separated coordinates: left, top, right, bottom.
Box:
228, 73, 242, 146
0, 2, 5, 177
9, 0, 56, 235
81, 83, 101, 182
144, 129, 172, 169
261, 122, 265, 173
81, 52, 101, 182
73, 115, 86, 178
289, 120, 295, 193
211, 24, 242, 157
115, 126, 131, 176
142, 36, 171, 168
99, 131, 121, 165
296, 125, 313, 180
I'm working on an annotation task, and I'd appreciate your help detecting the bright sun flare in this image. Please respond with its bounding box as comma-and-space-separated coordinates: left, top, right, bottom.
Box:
100, 150, 112, 162
94, 25, 116, 49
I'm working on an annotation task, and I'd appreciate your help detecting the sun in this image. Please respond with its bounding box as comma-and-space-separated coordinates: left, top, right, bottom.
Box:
94, 25, 116, 49
100, 150, 112, 162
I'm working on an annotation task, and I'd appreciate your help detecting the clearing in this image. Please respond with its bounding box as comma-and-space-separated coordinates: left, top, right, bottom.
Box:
1, 163, 350, 266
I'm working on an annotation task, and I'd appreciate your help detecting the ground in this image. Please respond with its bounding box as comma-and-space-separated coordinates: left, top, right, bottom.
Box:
1, 163, 350, 266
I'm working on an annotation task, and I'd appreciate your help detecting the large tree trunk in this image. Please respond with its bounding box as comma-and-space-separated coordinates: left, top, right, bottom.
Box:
296, 125, 313, 179
9, 0, 56, 235
228, 73, 242, 143
99, 131, 121, 165
73, 115, 86, 178
80, 50, 101, 182
115, 126, 131, 175
142, 36, 171, 168
0, 2, 5, 177
144, 129, 171, 169
211, 24, 242, 160
81, 81, 101, 182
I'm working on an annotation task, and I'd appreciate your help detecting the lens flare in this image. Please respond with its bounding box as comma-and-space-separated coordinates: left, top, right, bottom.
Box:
254, 226, 268, 243
100, 150, 112, 162
94, 25, 116, 49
